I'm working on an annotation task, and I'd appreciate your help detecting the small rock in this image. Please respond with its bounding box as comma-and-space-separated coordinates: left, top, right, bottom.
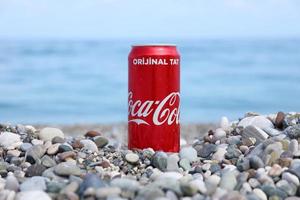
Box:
179, 146, 197, 162
242, 126, 269, 144
95, 187, 121, 198
125, 153, 139, 164
268, 164, 282, 177
58, 144, 73, 153
0, 132, 21, 149
263, 127, 281, 137
54, 162, 81, 176
136, 186, 164, 200
275, 112, 285, 129
94, 136, 109, 148
276, 179, 297, 196
58, 151, 76, 161
220, 116, 230, 131
167, 154, 180, 172
215, 128, 227, 140
180, 182, 198, 196
16, 191, 51, 200
47, 143, 60, 155
220, 171, 237, 190
39, 127, 64, 142
80, 139, 99, 153
41, 155, 57, 168
79, 173, 106, 196
111, 178, 140, 192
5, 173, 19, 192
26, 164, 46, 177
31, 139, 43, 146
196, 143, 217, 158
282, 172, 300, 186
20, 176, 46, 191
284, 124, 300, 139
190, 179, 207, 194
289, 139, 299, 155
85, 130, 101, 137
253, 188, 267, 200
236, 157, 250, 171
239, 116, 274, 129
179, 158, 191, 171
51, 136, 65, 144
249, 156, 264, 169
20, 143, 33, 152
151, 151, 168, 172
25, 145, 46, 164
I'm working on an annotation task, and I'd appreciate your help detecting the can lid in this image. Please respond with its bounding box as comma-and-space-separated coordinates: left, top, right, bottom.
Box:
132, 44, 176, 47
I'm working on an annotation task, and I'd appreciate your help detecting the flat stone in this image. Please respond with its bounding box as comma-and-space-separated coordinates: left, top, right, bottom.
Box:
39, 127, 64, 142
54, 162, 81, 176
80, 139, 98, 153
239, 116, 274, 129
151, 151, 168, 172
242, 126, 269, 144
0, 132, 21, 149
94, 136, 109, 148
20, 176, 47, 191
25, 164, 46, 177
179, 146, 197, 162
125, 153, 139, 164
16, 191, 51, 200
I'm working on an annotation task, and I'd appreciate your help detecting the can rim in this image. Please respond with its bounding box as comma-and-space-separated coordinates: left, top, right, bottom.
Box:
132, 43, 176, 47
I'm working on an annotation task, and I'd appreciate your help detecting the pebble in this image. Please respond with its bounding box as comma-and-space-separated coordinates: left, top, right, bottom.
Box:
80, 139, 99, 153
95, 187, 121, 198
220, 116, 230, 131
41, 155, 57, 168
275, 111, 285, 129
220, 171, 237, 190
282, 172, 300, 186
20, 143, 33, 152
16, 191, 51, 200
25, 145, 46, 164
190, 179, 207, 194
31, 139, 43, 146
25, 164, 46, 177
239, 116, 274, 129
179, 158, 191, 171
79, 173, 106, 196
242, 125, 269, 144
179, 146, 197, 162
288, 139, 299, 154
0, 132, 21, 149
263, 127, 281, 137
152, 151, 168, 172
284, 124, 300, 139
167, 154, 180, 172
54, 162, 81, 176
111, 178, 140, 192
51, 136, 65, 144
20, 176, 46, 191
236, 157, 250, 171
94, 136, 109, 148
47, 143, 60, 155
5, 173, 19, 191
196, 143, 217, 158
85, 130, 101, 137
125, 153, 139, 164
253, 188, 267, 200
39, 127, 64, 142
249, 156, 264, 169
215, 128, 227, 139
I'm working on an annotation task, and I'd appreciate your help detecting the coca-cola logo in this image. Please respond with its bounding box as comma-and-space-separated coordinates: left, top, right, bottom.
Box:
128, 91, 180, 125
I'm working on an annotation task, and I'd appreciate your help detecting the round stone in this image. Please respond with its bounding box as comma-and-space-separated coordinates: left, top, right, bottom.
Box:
47, 143, 60, 155
80, 139, 99, 153
54, 162, 81, 176
94, 136, 109, 148
238, 116, 274, 129
125, 153, 139, 164
196, 143, 217, 158
85, 130, 101, 137
0, 132, 21, 149
39, 127, 64, 142
151, 151, 168, 172
179, 146, 197, 162
282, 172, 300, 186
253, 188, 267, 200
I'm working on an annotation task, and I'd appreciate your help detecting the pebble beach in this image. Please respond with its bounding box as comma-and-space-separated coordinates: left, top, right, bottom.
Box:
0, 112, 300, 200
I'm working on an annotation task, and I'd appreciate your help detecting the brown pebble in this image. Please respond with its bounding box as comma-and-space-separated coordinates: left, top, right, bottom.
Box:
72, 140, 84, 149
275, 111, 285, 129
247, 169, 257, 178
99, 160, 111, 168
58, 151, 77, 161
277, 157, 292, 167
85, 130, 101, 137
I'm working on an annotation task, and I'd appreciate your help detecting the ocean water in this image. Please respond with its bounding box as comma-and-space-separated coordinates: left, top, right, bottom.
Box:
0, 39, 300, 124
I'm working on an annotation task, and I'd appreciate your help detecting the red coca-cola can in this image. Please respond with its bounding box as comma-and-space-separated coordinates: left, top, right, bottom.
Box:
128, 44, 180, 152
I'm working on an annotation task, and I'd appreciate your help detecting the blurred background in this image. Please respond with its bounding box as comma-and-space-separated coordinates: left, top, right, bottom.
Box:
0, 0, 300, 124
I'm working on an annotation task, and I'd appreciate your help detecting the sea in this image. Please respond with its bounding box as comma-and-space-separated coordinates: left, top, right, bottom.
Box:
0, 39, 299, 124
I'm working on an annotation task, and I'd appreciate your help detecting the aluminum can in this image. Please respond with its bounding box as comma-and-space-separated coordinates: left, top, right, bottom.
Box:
128, 44, 180, 152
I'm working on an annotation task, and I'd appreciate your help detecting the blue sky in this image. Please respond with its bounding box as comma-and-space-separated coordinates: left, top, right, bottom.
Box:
0, 0, 300, 39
